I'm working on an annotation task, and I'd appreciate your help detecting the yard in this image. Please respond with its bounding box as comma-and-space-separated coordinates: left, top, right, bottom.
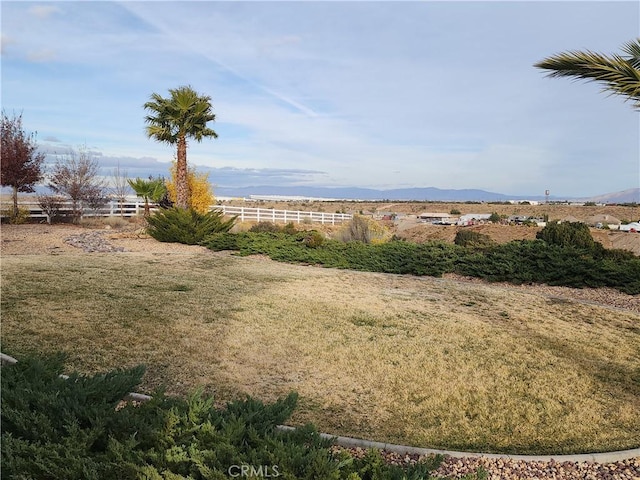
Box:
1, 224, 639, 455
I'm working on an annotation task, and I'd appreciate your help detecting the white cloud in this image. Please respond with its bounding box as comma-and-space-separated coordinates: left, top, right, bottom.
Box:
0, 34, 16, 55
27, 5, 61, 19
26, 48, 57, 62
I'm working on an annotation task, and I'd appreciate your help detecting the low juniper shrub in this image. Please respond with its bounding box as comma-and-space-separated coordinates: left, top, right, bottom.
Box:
1, 352, 445, 479
146, 207, 236, 245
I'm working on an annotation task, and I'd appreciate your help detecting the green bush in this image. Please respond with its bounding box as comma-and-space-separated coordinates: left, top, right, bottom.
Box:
204, 231, 640, 294
536, 221, 596, 250
1, 353, 151, 479
303, 230, 325, 248
488, 212, 501, 223
1, 353, 444, 479
454, 240, 640, 294
249, 221, 282, 233
249, 221, 299, 235
146, 208, 236, 245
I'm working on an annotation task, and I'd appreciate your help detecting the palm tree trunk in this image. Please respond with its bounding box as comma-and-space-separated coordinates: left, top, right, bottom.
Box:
176, 135, 189, 209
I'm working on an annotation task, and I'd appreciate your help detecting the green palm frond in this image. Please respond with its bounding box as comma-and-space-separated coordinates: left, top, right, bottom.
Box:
144, 85, 218, 144
535, 38, 640, 110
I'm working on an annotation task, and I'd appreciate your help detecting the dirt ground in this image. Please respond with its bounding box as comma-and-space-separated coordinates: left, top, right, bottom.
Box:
392, 220, 640, 256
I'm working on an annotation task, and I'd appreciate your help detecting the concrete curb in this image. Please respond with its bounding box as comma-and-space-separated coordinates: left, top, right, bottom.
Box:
3, 353, 638, 463
275, 426, 640, 464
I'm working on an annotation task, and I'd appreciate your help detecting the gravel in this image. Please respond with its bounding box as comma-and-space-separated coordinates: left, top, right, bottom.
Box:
331, 446, 640, 479
64, 231, 126, 253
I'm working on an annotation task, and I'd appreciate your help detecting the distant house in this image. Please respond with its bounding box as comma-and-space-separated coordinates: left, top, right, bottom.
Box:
374, 211, 397, 221
457, 213, 492, 226
619, 222, 640, 232
418, 212, 455, 224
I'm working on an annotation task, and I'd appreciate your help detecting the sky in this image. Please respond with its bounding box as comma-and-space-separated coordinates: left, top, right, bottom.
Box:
1, 0, 639, 198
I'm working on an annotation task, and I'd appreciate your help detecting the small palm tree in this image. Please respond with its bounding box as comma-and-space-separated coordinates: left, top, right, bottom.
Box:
144, 86, 217, 209
128, 177, 167, 217
534, 38, 640, 110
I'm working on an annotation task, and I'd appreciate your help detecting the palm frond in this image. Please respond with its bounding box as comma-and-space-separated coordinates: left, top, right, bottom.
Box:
535, 39, 640, 110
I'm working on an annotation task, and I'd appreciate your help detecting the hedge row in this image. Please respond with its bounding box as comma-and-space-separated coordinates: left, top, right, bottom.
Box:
203, 232, 640, 295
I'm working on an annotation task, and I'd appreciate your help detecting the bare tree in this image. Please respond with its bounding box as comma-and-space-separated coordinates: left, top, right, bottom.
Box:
48, 147, 107, 222
110, 163, 131, 217
37, 194, 66, 224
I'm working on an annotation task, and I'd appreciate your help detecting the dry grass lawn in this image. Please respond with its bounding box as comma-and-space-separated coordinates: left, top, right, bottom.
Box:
1, 230, 639, 455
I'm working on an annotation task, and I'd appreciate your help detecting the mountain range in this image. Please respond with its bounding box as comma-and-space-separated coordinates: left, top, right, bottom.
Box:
215, 185, 640, 204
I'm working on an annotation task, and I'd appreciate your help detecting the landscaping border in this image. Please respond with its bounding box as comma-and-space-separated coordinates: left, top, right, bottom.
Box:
275, 426, 640, 464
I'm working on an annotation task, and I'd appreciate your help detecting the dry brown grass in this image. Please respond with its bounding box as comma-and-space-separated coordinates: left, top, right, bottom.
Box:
1, 243, 639, 455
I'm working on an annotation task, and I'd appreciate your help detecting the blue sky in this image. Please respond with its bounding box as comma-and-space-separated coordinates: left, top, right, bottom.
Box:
2, 1, 639, 197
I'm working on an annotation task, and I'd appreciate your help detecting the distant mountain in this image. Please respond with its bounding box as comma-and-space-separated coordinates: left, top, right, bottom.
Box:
581, 188, 639, 204
215, 185, 523, 202
214, 185, 640, 203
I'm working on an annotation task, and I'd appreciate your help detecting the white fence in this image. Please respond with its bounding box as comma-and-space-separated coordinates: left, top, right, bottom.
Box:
217, 205, 351, 225
1, 200, 352, 225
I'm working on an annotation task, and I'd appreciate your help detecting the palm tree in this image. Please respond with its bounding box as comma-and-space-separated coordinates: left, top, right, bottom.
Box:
534, 38, 640, 110
128, 177, 167, 217
144, 86, 217, 209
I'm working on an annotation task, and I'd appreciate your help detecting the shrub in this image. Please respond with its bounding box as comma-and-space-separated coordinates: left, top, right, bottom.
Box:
203, 230, 640, 294
1, 352, 444, 479
1, 352, 150, 479
38, 194, 67, 224
303, 230, 325, 248
146, 208, 236, 245
166, 161, 214, 214
1, 206, 30, 224
536, 221, 596, 250
454, 240, 640, 294
249, 221, 282, 233
282, 221, 298, 235
338, 215, 391, 244
450, 208, 461, 215
488, 212, 501, 223
454, 229, 496, 249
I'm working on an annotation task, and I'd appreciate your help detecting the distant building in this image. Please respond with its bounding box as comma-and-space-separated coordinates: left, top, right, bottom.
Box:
457, 213, 492, 226
587, 214, 621, 227
417, 212, 455, 224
